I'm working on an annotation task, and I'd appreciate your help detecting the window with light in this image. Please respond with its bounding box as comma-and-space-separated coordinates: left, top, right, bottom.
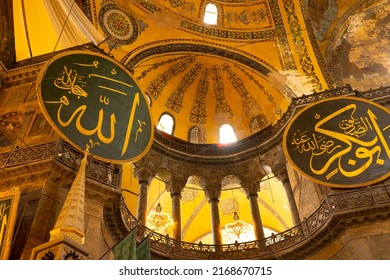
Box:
219, 124, 237, 144
157, 113, 175, 135
203, 3, 218, 25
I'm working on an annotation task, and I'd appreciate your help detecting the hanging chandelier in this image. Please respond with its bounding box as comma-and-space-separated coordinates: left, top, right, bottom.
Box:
146, 178, 173, 231
222, 187, 253, 240
224, 212, 253, 239
146, 203, 173, 231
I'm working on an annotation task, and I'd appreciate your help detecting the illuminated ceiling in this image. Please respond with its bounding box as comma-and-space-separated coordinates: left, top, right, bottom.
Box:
113, 0, 327, 142
11, 0, 389, 143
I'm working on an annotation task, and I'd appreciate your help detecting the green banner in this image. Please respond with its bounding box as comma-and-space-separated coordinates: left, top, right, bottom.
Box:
283, 96, 390, 187
37, 51, 153, 163
112, 229, 137, 260
136, 236, 151, 260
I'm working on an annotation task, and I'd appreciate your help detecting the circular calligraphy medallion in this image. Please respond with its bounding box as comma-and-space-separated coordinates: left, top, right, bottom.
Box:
283, 96, 390, 188
99, 4, 138, 44
36, 50, 154, 163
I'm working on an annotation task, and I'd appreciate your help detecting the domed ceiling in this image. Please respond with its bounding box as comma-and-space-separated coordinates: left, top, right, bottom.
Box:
8, 0, 388, 142
126, 44, 289, 142
93, 0, 329, 143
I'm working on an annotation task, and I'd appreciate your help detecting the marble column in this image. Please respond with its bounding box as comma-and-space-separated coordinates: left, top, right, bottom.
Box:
204, 186, 222, 247
134, 167, 154, 226
276, 169, 301, 225
166, 179, 185, 241
243, 181, 265, 241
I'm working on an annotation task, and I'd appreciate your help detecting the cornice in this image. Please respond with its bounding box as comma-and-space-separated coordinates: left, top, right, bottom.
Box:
149, 85, 390, 167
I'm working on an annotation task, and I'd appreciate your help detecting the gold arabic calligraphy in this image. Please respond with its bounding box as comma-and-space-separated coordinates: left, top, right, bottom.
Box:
54, 66, 88, 98
47, 60, 147, 156
291, 104, 390, 180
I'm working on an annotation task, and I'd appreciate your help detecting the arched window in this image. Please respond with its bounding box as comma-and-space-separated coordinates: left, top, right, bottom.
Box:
203, 3, 218, 25
157, 113, 175, 135
219, 124, 237, 144
188, 126, 204, 144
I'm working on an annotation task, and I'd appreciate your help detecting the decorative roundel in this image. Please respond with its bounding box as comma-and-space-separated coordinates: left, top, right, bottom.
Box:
99, 4, 138, 44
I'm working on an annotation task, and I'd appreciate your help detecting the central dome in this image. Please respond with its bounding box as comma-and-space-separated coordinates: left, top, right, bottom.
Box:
124, 43, 291, 143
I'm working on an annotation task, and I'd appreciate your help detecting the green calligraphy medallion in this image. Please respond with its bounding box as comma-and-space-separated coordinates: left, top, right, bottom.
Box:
37, 51, 153, 163
283, 96, 390, 187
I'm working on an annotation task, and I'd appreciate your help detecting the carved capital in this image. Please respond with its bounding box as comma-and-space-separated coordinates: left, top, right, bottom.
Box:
204, 186, 221, 202
166, 179, 185, 196
133, 165, 154, 184
242, 180, 260, 197
274, 168, 289, 184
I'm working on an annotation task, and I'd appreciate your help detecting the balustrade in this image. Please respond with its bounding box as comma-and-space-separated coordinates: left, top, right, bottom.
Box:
120, 184, 390, 259
0, 140, 122, 188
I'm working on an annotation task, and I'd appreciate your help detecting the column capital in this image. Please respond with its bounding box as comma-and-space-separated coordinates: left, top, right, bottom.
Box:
204, 186, 221, 202
242, 180, 260, 197
166, 179, 185, 196
133, 166, 154, 184
274, 168, 289, 184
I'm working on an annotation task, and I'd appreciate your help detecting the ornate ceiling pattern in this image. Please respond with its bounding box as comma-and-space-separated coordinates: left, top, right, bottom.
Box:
133, 0, 325, 93
87, 0, 329, 141
122, 43, 286, 140
99, 3, 139, 44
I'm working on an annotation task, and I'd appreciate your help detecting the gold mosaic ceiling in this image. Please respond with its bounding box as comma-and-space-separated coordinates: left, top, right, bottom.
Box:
93, 0, 329, 143
11, 0, 388, 143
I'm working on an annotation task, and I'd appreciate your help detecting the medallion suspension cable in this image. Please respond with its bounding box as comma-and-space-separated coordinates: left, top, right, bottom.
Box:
53, 0, 76, 52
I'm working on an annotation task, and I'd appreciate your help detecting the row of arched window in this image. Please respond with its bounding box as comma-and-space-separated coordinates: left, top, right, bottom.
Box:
157, 113, 237, 144
156, 112, 268, 144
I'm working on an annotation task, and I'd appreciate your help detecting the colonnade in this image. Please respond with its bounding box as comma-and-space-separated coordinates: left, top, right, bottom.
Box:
133, 165, 300, 244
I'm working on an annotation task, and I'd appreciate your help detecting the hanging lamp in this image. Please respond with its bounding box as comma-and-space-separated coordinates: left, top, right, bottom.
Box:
223, 190, 253, 239
224, 211, 253, 239
146, 178, 173, 231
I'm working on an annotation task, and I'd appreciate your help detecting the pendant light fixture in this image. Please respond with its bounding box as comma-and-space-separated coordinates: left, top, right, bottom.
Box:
146, 177, 173, 231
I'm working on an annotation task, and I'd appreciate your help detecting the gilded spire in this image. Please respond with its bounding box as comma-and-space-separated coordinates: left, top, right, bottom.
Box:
50, 148, 89, 245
